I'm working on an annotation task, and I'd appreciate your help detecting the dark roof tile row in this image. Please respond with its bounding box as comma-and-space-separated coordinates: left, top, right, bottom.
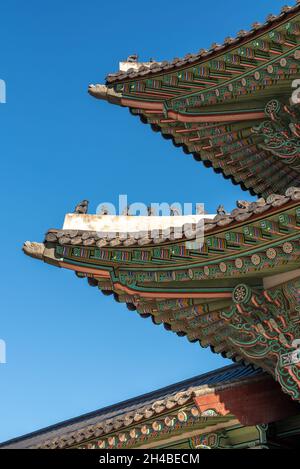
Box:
106, 3, 300, 83
45, 187, 300, 248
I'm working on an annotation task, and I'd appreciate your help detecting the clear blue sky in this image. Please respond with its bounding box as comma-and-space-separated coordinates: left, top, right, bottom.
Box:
0, 0, 286, 442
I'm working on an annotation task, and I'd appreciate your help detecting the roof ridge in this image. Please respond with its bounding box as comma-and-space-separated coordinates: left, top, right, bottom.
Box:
105, 2, 300, 83
41, 187, 300, 249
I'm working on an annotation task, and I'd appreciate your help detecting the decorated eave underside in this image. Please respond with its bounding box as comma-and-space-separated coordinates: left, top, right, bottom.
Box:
89, 2, 300, 197
0, 364, 272, 449
24, 187, 300, 401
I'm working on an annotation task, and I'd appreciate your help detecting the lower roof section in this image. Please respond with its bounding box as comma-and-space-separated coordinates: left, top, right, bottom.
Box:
0, 363, 262, 449
3, 363, 300, 449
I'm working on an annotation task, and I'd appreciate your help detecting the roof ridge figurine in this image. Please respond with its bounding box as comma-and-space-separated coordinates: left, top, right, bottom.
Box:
127, 54, 138, 63
74, 200, 89, 214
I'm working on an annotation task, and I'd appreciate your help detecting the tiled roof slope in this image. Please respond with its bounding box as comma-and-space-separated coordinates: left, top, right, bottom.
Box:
105, 2, 300, 83
88, 2, 300, 198
0, 363, 262, 449
44, 186, 300, 248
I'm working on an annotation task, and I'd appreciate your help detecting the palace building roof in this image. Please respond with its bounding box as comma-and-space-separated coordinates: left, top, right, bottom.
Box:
3, 363, 299, 449
23, 186, 300, 401
39, 186, 300, 249
0, 364, 269, 449
22, 1, 300, 425
89, 2, 300, 197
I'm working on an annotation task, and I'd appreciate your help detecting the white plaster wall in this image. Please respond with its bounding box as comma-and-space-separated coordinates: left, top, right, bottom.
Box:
63, 214, 215, 233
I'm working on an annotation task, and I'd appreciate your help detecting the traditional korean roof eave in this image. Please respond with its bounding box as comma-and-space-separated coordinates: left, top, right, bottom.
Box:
23, 186, 300, 303
104, 4, 300, 84
0, 364, 266, 449
89, 2, 300, 197
26, 187, 300, 251
23, 187, 300, 402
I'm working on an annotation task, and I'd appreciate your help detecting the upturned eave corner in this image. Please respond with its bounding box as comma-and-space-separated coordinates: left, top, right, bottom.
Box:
22, 241, 45, 261
88, 84, 122, 105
